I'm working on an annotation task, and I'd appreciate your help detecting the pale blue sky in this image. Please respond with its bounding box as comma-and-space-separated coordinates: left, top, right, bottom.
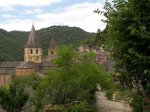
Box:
0, 0, 106, 32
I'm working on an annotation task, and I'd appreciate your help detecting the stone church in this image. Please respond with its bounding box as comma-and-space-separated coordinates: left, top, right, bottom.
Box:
0, 24, 56, 86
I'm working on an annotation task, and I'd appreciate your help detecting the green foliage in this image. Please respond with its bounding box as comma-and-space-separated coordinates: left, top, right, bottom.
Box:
94, 29, 103, 46
31, 46, 114, 110
82, 28, 106, 47
64, 101, 89, 112
102, 0, 150, 96
10, 75, 42, 112
0, 26, 94, 61
130, 94, 143, 112
44, 104, 63, 112
114, 89, 132, 101
0, 83, 29, 112
11, 75, 41, 89
0, 29, 22, 61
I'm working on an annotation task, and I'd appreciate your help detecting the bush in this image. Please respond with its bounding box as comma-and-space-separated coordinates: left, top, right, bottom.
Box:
64, 101, 89, 112
106, 89, 114, 100
130, 94, 143, 112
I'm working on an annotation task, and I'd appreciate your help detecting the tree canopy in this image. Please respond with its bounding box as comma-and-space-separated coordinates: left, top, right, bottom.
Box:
31, 46, 114, 111
101, 0, 150, 96
0, 83, 29, 112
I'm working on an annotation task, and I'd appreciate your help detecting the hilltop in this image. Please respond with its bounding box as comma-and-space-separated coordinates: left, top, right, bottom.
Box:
0, 25, 95, 61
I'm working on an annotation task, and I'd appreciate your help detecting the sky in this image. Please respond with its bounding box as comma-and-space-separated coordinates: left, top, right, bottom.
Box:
0, 0, 107, 32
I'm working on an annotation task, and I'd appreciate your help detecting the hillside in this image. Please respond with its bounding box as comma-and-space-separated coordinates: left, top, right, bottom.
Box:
0, 26, 95, 61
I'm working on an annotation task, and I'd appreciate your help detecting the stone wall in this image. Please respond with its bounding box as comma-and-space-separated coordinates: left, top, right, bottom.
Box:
16, 68, 38, 76
0, 74, 11, 86
24, 48, 42, 63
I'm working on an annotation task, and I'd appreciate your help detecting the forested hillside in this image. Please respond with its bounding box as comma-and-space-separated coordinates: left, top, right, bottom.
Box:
0, 26, 95, 61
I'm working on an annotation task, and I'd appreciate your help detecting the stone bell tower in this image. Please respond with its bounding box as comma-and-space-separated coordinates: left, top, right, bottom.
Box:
24, 24, 42, 63
48, 36, 56, 61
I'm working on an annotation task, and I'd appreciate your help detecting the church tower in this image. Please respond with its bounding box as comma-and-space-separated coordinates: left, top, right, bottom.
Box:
24, 24, 42, 63
48, 36, 56, 61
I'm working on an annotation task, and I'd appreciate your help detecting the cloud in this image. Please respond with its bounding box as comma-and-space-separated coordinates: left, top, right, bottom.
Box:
22, 8, 42, 14
1, 14, 15, 18
33, 8, 42, 14
0, 6, 15, 12
0, 2, 106, 32
23, 10, 33, 14
0, 0, 62, 7
36, 2, 106, 32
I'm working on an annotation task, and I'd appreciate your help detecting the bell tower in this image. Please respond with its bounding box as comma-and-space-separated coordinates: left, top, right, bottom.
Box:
24, 24, 42, 63
48, 36, 56, 61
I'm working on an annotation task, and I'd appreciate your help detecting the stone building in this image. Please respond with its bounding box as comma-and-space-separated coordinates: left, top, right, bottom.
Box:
78, 45, 114, 72
78, 45, 90, 52
0, 24, 56, 86
24, 25, 42, 63
92, 46, 107, 65
78, 45, 108, 65
48, 36, 57, 61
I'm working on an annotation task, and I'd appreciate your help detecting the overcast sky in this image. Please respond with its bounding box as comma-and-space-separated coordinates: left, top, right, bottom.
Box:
0, 0, 106, 32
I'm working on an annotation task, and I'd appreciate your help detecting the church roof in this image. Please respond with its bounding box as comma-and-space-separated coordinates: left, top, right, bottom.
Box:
25, 24, 41, 48
49, 36, 56, 50
0, 62, 22, 68
16, 62, 40, 69
0, 68, 15, 74
41, 61, 56, 67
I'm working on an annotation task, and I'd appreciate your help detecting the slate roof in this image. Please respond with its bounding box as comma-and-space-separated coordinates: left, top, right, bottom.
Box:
0, 68, 15, 74
0, 62, 22, 68
41, 61, 55, 67
16, 62, 40, 69
0, 60, 55, 74
49, 36, 56, 50
25, 24, 41, 48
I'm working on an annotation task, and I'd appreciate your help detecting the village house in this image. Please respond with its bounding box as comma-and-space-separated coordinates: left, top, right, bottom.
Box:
79, 45, 108, 65
78, 45, 114, 72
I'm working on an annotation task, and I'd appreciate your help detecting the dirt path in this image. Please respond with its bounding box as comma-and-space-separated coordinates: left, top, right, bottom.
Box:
95, 91, 124, 112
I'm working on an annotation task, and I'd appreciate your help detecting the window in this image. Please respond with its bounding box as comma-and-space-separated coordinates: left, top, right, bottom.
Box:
30, 49, 33, 54
51, 51, 54, 55
36, 49, 38, 54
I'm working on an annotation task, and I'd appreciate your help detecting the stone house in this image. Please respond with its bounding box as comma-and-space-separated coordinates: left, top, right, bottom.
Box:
79, 45, 108, 65
78, 45, 90, 52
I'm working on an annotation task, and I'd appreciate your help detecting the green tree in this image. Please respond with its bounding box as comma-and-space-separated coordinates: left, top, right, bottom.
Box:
95, 29, 103, 46
65, 101, 89, 112
101, 0, 150, 96
32, 46, 114, 110
0, 83, 29, 112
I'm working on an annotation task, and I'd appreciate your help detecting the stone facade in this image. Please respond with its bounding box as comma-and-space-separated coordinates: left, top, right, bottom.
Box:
79, 45, 108, 65
78, 45, 114, 72
79, 45, 90, 52
48, 49, 57, 61
24, 48, 42, 63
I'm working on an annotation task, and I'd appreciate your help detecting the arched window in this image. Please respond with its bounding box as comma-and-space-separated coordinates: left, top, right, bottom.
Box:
51, 51, 54, 55
36, 49, 38, 54
31, 49, 33, 54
